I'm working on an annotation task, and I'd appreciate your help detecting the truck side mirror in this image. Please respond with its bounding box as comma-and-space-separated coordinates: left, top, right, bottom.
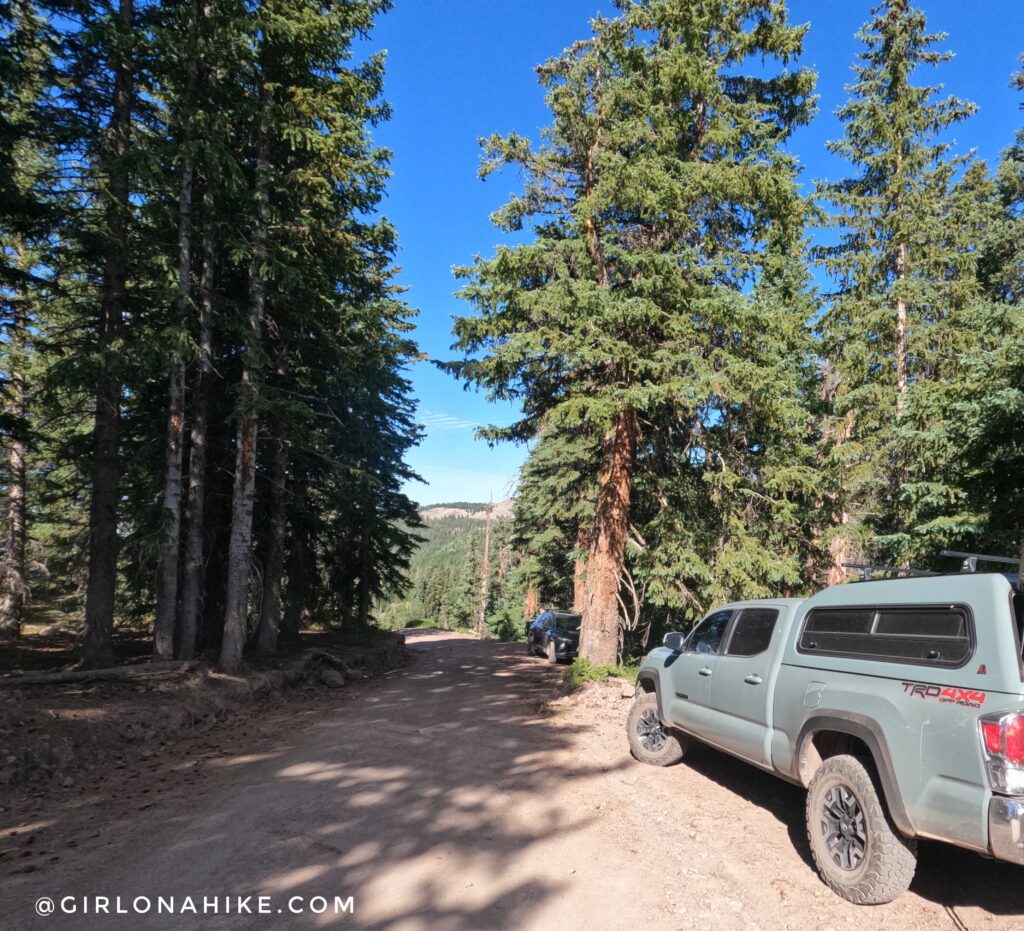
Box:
663, 631, 685, 652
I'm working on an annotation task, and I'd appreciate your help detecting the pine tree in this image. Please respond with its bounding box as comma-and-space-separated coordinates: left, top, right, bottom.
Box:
216, 0, 418, 669
510, 427, 597, 613
0, 0, 53, 636
0, 0, 420, 669
815, 0, 980, 568
152, 0, 203, 659
450, 0, 816, 663
55, 0, 141, 669
915, 56, 1024, 559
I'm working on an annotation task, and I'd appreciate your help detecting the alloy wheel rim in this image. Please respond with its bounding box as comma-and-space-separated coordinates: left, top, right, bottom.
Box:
637, 708, 667, 752
820, 784, 867, 871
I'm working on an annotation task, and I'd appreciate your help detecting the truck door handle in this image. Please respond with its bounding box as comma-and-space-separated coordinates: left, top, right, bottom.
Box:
744, 674, 763, 686
698, 667, 713, 677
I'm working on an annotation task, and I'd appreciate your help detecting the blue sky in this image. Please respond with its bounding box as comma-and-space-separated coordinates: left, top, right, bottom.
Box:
368, 1, 1024, 507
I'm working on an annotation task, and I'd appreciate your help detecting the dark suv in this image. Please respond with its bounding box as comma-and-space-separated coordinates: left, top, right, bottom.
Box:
525, 610, 581, 663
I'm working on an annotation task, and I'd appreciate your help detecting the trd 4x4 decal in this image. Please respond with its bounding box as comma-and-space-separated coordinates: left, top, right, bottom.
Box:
901, 681, 986, 708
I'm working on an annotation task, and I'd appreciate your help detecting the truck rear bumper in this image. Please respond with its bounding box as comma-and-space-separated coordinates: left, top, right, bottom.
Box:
989, 796, 1024, 865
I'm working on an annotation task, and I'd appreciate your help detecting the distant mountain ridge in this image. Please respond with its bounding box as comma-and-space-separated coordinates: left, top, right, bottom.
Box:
419, 500, 514, 522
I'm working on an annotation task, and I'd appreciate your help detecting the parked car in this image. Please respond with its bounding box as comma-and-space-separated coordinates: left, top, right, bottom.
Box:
629, 569, 1024, 904
525, 610, 581, 663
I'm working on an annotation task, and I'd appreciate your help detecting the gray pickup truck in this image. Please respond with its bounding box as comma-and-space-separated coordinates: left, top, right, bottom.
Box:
629, 571, 1024, 904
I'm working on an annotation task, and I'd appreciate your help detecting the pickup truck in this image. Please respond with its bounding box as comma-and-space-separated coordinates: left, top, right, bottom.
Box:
629, 572, 1024, 904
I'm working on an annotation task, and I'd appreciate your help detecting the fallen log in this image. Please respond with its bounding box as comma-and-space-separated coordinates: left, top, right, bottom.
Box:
0, 660, 200, 688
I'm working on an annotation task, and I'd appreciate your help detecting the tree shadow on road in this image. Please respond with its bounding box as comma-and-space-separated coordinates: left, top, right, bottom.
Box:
2, 633, 628, 929
234, 636, 631, 928
673, 740, 1024, 917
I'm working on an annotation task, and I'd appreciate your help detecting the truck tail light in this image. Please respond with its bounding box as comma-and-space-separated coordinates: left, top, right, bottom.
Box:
1006, 717, 1024, 765
983, 720, 1003, 754
980, 713, 1024, 793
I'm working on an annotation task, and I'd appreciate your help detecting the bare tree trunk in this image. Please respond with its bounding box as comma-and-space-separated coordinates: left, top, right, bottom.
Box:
477, 503, 492, 637
82, 0, 134, 669
153, 360, 186, 658
219, 110, 268, 674
217, 340, 260, 673
256, 434, 287, 654
153, 0, 199, 659
0, 254, 28, 637
895, 240, 908, 417
580, 409, 636, 666
177, 188, 215, 659
153, 157, 194, 659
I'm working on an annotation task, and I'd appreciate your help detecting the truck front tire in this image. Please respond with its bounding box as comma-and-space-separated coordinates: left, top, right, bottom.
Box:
627, 692, 687, 766
805, 754, 917, 904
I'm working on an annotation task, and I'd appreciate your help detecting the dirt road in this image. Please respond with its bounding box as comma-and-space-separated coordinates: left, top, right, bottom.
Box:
3, 631, 1023, 930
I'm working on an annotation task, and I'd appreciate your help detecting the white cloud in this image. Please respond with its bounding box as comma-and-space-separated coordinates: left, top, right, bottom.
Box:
419, 409, 478, 431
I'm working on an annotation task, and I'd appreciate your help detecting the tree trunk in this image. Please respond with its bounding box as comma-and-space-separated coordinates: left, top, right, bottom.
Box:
82, 0, 134, 670
360, 520, 376, 622
825, 514, 852, 587
152, 358, 186, 658
219, 110, 269, 674
523, 584, 538, 623
894, 240, 908, 417
177, 187, 215, 659
821, 366, 856, 587
256, 434, 287, 654
578, 76, 626, 665
572, 524, 589, 613
281, 480, 310, 640
580, 409, 636, 666
341, 579, 355, 627
153, 0, 199, 660
217, 348, 259, 673
0, 256, 28, 637
477, 504, 492, 637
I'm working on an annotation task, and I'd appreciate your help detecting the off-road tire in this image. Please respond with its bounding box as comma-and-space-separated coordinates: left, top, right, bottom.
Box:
805, 754, 917, 905
626, 692, 687, 766
546, 640, 558, 664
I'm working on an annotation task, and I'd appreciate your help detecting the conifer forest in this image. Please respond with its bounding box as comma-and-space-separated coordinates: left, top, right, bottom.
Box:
2, 0, 1023, 669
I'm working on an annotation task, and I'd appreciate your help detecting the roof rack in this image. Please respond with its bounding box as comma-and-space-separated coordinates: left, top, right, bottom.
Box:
842, 562, 939, 582
940, 550, 1019, 573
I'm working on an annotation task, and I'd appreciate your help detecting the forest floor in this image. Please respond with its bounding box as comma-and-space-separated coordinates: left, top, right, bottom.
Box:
1, 629, 1022, 930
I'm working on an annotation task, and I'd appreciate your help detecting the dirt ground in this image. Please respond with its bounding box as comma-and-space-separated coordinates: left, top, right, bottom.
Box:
2, 630, 1022, 930
0, 632, 405, 791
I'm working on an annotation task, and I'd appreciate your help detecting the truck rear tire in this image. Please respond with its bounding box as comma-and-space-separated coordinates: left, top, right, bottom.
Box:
627, 692, 687, 766
805, 754, 917, 904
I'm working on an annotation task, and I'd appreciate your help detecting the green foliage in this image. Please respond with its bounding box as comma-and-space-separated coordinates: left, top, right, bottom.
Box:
378, 512, 534, 640
899, 55, 1024, 561
378, 516, 486, 630
449, 0, 827, 653
814, 0, 991, 567
0, 0, 421, 662
562, 656, 640, 692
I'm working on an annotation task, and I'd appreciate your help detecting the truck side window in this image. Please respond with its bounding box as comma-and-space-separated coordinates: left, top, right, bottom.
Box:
798, 606, 973, 668
726, 608, 779, 657
686, 610, 733, 654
